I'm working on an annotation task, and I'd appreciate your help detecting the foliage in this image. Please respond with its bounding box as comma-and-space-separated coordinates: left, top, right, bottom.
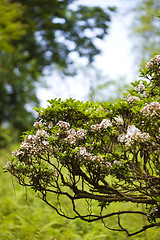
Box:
5, 55, 160, 237
0, 0, 26, 53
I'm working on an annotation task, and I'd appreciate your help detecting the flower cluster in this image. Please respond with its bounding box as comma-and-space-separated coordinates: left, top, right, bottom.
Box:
76, 147, 113, 169
118, 125, 150, 148
57, 120, 70, 130
33, 121, 41, 128
77, 129, 87, 139
12, 130, 50, 157
141, 102, 160, 118
134, 83, 145, 92
77, 146, 92, 160
114, 116, 124, 126
64, 128, 77, 145
113, 160, 122, 166
145, 55, 160, 69
126, 94, 140, 103
59, 127, 87, 145
91, 119, 112, 132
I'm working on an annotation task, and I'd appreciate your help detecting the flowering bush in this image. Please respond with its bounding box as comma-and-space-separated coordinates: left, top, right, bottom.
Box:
5, 55, 160, 236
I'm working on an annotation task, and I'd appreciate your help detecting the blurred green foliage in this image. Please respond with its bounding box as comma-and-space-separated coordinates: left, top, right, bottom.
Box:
0, 0, 26, 53
130, 0, 160, 67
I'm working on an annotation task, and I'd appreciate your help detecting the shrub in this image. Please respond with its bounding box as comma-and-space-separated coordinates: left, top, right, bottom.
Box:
5, 55, 160, 237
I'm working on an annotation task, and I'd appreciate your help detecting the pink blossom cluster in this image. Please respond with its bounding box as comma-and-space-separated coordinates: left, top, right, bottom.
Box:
62, 128, 86, 145
145, 55, 160, 69
76, 147, 113, 169
33, 121, 41, 128
141, 102, 160, 118
118, 125, 150, 148
91, 119, 112, 132
114, 116, 124, 126
12, 129, 50, 157
57, 120, 70, 130
134, 83, 145, 92
126, 94, 140, 103
77, 146, 92, 160
113, 160, 122, 166
64, 128, 77, 145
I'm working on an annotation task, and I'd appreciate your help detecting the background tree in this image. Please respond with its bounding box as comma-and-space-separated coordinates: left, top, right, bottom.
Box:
0, 0, 115, 136
6, 55, 160, 237
129, 0, 160, 67
0, 0, 26, 53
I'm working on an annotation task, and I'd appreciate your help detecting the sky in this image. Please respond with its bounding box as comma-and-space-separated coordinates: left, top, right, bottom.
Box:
37, 0, 136, 107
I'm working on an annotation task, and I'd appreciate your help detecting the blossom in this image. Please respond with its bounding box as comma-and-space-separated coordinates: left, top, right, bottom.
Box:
5, 161, 12, 169
105, 161, 112, 168
48, 122, 53, 129
79, 146, 87, 156
100, 119, 112, 129
76, 147, 92, 160
126, 94, 140, 103
57, 120, 70, 130
145, 55, 160, 69
77, 129, 86, 139
134, 83, 145, 92
64, 128, 77, 145
118, 125, 150, 148
92, 155, 103, 164
64, 135, 76, 145
13, 129, 50, 156
141, 102, 160, 118
91, 124, 101, 132
36, 129, 49, 138
50, 167, 58, 177
12, 149, 24, 157
113, 160, 122, 166
141, 91, 149, 98
91, 119, 111, 132
114, 116, 124, 126
33, 121, 41, 128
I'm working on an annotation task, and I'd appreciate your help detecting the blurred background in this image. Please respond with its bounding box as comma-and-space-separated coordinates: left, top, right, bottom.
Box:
0, 0, 160, 239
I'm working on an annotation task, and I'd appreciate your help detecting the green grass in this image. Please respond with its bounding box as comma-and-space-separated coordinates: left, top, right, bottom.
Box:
0, 146, 160, 240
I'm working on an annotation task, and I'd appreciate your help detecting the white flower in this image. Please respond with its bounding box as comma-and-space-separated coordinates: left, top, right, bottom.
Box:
118, 134, 125, 143
79, 147, 87, 156
105, 161, 112, 168
114, 116, 124, 126
48, 122, 53, 129
134, 83, 145, 92
42, 140, 49, 146
113, 160, 122, 166
92, 155, 103, 163
77, 129, 86, 139
57, 120, 70, 130
141, 102, 160, 118
91, 124, 101, 132
12, 150, 24, 157
33, 121, 41, 128
118, 125, 150, 148
145, 55, 160, 69
36, 129, 49, 138
5, 161, 12, 168
100, 119, 112, 129
126, 94, 140, 103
